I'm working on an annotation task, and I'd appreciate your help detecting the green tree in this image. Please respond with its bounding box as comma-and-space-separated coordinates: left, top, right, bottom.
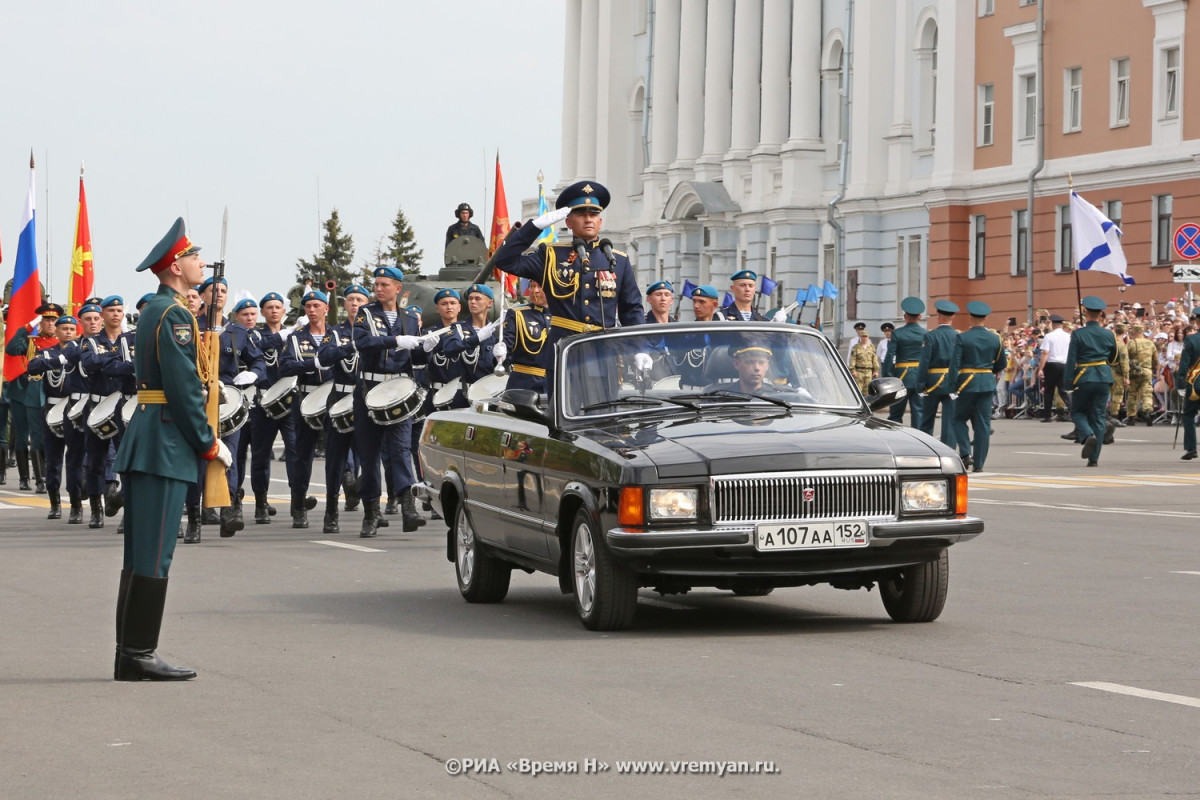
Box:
296, 208, 357, 291
385, 205, 424, 275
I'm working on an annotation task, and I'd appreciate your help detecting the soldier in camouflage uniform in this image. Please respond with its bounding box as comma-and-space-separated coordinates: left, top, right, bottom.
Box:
1107, 322, 1130, 425
1125, 323, 1157, 425
849, 327, 880, 395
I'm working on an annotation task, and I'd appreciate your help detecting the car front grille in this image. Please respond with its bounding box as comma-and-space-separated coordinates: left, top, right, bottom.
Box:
711, 471, 897, 523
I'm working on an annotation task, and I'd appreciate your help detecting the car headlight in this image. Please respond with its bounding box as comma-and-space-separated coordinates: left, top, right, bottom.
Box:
648, 488, 699, 521
900, 479, 949, 512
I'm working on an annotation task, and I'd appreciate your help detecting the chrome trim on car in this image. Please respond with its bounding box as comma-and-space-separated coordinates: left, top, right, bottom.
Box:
710, 469, 898, 524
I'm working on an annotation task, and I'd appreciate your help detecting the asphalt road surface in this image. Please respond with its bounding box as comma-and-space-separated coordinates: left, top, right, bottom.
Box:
2, 418, 1198, 800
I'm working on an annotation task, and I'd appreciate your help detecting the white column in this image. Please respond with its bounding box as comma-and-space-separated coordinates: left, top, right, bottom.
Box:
728, 0, 762, 155
648, 0, 681, 170
560, 0, 581, 182
575, 0, 599, 178
696, 0, 734, 180
787, 0, 822, 145
672, 0, 707, 170
756, 0, 790, 150
885, 3, 914, 192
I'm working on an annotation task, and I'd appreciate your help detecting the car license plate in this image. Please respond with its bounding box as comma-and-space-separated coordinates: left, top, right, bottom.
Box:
755, 520, 870, 552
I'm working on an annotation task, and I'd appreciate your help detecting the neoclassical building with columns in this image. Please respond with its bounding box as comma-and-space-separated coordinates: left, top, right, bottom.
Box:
551, 0, 1200, 341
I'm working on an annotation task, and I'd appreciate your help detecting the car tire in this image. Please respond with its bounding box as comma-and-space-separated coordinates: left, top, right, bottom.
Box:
453, 503, 511, 603
571, 509, 637, 631
731, 587, 774, 597
879, 549, 949, 623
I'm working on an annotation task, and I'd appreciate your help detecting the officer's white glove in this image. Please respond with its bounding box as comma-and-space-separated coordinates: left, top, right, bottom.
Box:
394, 335, 422, 350
213, 439, 233, 468
633, 352, 653, 372
492, 341, 508, 363
421, 331, 441, 352
232, 371, 257, 387
949, 393, 959, 400
478, 320, 500, 340
1179, 388, 1189, 397
532, 206, 570, 231
58, 354, 68, 366
771, 309, 788, 323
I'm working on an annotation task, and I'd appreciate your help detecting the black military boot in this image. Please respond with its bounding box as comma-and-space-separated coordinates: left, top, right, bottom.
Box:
1103, 419, 1116, 446
114, 568, 132, 679
68, 490, 83, 524
16, 448, 31, 491
32, 450, 46, 494
104, 480, 123, 516
219, 506, 242, 538
47, 489, 62, 520
400, 493, 426, 533
200, 506, 219, 525
385, 493, 400, 516
184, 506, 201, 543
254, 492, 271, 524
304, 495, 317, 511
291, 493, 309, 529
88, 495, 105, 529
343, 470, 360, 511
0, 444, 7, 484
323, 494, 339, 534
115, 574, 196, 682
359, 498, 381, 538
232, 496, 245, 528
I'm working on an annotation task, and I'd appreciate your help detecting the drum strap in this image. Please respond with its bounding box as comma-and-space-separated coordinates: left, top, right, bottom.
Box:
137, 390, 168, 404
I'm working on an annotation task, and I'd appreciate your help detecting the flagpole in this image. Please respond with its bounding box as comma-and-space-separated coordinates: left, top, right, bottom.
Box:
44, 148, 51, 301
1068, 174, 1084, 322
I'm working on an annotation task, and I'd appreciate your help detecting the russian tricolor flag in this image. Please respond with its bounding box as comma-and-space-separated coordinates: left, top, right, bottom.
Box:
4, 154, 39, 382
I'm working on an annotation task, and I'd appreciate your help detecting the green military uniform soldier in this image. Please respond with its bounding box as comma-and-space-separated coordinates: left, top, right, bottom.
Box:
951, 302, 1006, 472
849, 323, 880, 395
1107, 322, 1130, 423
4, 304, 61, 491
1174, 306, 1200, 461
1125, 323, 1156, 425
916, 299, 962, 448
1065, 295, 1118, 467
883, 297, 928, 427
111, 218, 233, 682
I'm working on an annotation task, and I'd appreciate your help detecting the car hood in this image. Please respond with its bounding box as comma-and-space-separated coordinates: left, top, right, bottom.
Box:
582, 411, 949, 479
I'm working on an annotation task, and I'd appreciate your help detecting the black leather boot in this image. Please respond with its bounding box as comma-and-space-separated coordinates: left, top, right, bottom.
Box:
343, 471, 360, 511
291, 494, 309, 529
0, 444, 7, 484
47, 489, 61, 520
115, 568, 132, 679
219, 506, 242, 538
400, 493, 426, 533
232, 497, 245, 528
1103, 420, 1116, 446
385, 493, 400, 516
68, 490, 83, 524
115, 574, 196, 681
88, 495, 104, 529
254, 492, 271, 524
16, 448, 31, 491
359, 498, 381, 538
323, 494, 339, 533
304, 495, 317, 510
104, 480, 123, 516
32, 450, 46, 493
200, 507, 220, 525
184, 506, 201, 543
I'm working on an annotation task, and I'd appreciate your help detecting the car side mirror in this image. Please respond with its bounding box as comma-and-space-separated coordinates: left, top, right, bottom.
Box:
496, 388, 546, 423
865, 376, 906, 412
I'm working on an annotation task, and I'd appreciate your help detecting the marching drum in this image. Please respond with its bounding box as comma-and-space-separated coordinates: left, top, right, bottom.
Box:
365, 376, 426, 426
260, 375, 298, 420
122, 395, 137, 427
87, 391, 124, 440
652, 375, 682, 391
217, 384, 250, 438
432, 377, 463, 410
67, 396, 91, 431
328, 394, 356, 434
300, 382, 334, 431
466, 373, 508, 405
46, 398, 68, 439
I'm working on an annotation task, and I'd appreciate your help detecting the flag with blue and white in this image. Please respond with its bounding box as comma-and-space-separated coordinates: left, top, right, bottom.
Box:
1071, 190, 1134, 285
536, 183, 556, 245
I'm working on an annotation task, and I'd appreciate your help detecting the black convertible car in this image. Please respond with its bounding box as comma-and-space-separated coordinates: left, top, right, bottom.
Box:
415, 322, 983, 631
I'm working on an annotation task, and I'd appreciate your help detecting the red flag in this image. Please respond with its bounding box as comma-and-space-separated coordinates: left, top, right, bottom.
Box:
488, 152, 518, 297
68, 170, 94, 317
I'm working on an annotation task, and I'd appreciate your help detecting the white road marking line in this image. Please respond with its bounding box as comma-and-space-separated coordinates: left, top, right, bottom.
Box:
1070, 682, 1200, 710
311, 540, 384, 553
971, 498, 1200, 519
0, 501, 26, 509
1170, 571, 1200, 576
1013, 451, 1073, 457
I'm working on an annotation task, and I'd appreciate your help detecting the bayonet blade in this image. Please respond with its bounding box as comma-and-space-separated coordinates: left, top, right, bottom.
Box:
219, 206, 229, 265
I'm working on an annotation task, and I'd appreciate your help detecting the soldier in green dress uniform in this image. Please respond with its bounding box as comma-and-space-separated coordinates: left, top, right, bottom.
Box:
1174, 306, 1200, 461
916, 299, 961, 448
882, 297, 927, 427
1064, 296, 1117, 467
111, 218, 233, 681
951, 301, 1006, 472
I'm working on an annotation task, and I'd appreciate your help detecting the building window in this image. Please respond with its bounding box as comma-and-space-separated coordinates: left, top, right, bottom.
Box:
1153, 194, 1173, 266
978, 84, 994, 146
1019, 0, 1037, 6
1111, 58, 1130, 127
1164, 47, 1180, 119
1105, 199, 1123, 232
1064, 67, 1082, 133
1013, 209, 1029, 277
846, 269, 859, 321
978, 0, 994, 16
1057, 205, 1073, 274
970, 216, 987, 279
823, 41, 846, 162
1019, 75, 1037, 140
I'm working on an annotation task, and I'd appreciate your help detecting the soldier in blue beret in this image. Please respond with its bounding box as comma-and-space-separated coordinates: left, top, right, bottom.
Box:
916, 300, 961, 447
25, 313, 85, 520
112, 217, 234, 680
951, 301, 1006, 471
136, 294, 154, 312
1065, 296, 1117, 466
279, 289, 332, 528
444, 284, 501, 404
882, 297, 928, 427
1176, 306, 1200, 461
724, 270, 765, 321
645, 280, 675, 324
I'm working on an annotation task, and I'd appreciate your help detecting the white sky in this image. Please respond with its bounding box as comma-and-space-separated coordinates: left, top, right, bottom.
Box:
0, 0, 564, 306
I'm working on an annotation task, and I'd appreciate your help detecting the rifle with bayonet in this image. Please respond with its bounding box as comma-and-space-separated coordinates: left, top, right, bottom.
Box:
201, 207, 232, 508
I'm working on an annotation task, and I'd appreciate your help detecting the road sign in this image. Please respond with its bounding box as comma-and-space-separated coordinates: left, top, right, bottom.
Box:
1173, 223, 1200, 261
1173, 263, 1200, 283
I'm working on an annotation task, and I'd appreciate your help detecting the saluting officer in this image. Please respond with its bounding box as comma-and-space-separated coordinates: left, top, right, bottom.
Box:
443, 283, 501, 404
279, 290, 333, 528
4, 303, 60, 492
79, 296, 135, 528
1065, 296, 1118, 467
26, 314, 85, 520
501, 279, 551, 393
882, 297, 928, 427
113, 217, 233, 681
1173, 306, 1200, 461
916, 299, 961, 448
951, 302, 1006, 472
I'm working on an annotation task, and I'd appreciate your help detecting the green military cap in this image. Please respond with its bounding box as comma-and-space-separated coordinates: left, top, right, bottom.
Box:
933, 299, 959, 315
900, 297, 925, 315
136, 217, 199, 273
1081, 296, 1107, 312
966, 300, 991, 317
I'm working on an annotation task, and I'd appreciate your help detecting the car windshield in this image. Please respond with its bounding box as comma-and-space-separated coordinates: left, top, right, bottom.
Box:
560, 324, 863, 419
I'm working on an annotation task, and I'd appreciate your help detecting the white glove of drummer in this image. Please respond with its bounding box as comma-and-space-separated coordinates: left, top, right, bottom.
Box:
771, 309, 788, 323
532, 206, 570, 231
59, 354, 68, 365
492, 341, 508, 363
394, 335, 422, 350
633, 352, 653, 372
421, 331, 440, 352
477, 320, 500, 340
212, 439, 233, 468
232, 371, 257, 387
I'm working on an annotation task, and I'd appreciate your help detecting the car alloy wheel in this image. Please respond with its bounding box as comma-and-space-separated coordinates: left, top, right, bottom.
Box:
570, 509, 637, 631
453, 503, 511, 603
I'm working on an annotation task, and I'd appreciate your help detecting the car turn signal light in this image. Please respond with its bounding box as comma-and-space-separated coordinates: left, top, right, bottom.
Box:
955, 474, 968, 516
618, 487, 644, 527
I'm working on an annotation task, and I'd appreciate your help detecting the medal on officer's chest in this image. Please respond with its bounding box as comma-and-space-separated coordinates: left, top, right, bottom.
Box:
598, 270, 617, 299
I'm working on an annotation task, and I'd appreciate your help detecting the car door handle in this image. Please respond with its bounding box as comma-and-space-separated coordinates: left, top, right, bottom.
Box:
501, 432, 512, 447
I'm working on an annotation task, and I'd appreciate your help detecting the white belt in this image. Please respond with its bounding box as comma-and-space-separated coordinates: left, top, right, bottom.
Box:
89, 394, 103, 402
430, 381, 446, 390
361, 371, 394, 383
122, 394, 135, 402
334, 383, 355, 393
298, 384, 320, 394
70, 393, 84, 401
48, 397, 68, 408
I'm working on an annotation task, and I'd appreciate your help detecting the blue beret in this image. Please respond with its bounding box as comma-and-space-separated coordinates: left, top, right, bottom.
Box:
646, 280, 673, 295
260, 291, 285, 307
433, 288, 461, 303
555, 180, 609, 212
137, 293, 154, 311
56, 315, 78, 327
900, 297, 926, 316
343, 284, 370, 299
100, 295, 123, 309
465, 283, 494, 300
691, 285, 719, 300
373, 265, 404, 282
198, 276, 228, 293
301, 290, 329, 305
730, 270, 757, 282
933, 299, 959, 315
966, 301, 991, 317
406, 305, 422, 314
1080, 296, 1107, 312
79, 303, 102, 316
231, 298, 258, 314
